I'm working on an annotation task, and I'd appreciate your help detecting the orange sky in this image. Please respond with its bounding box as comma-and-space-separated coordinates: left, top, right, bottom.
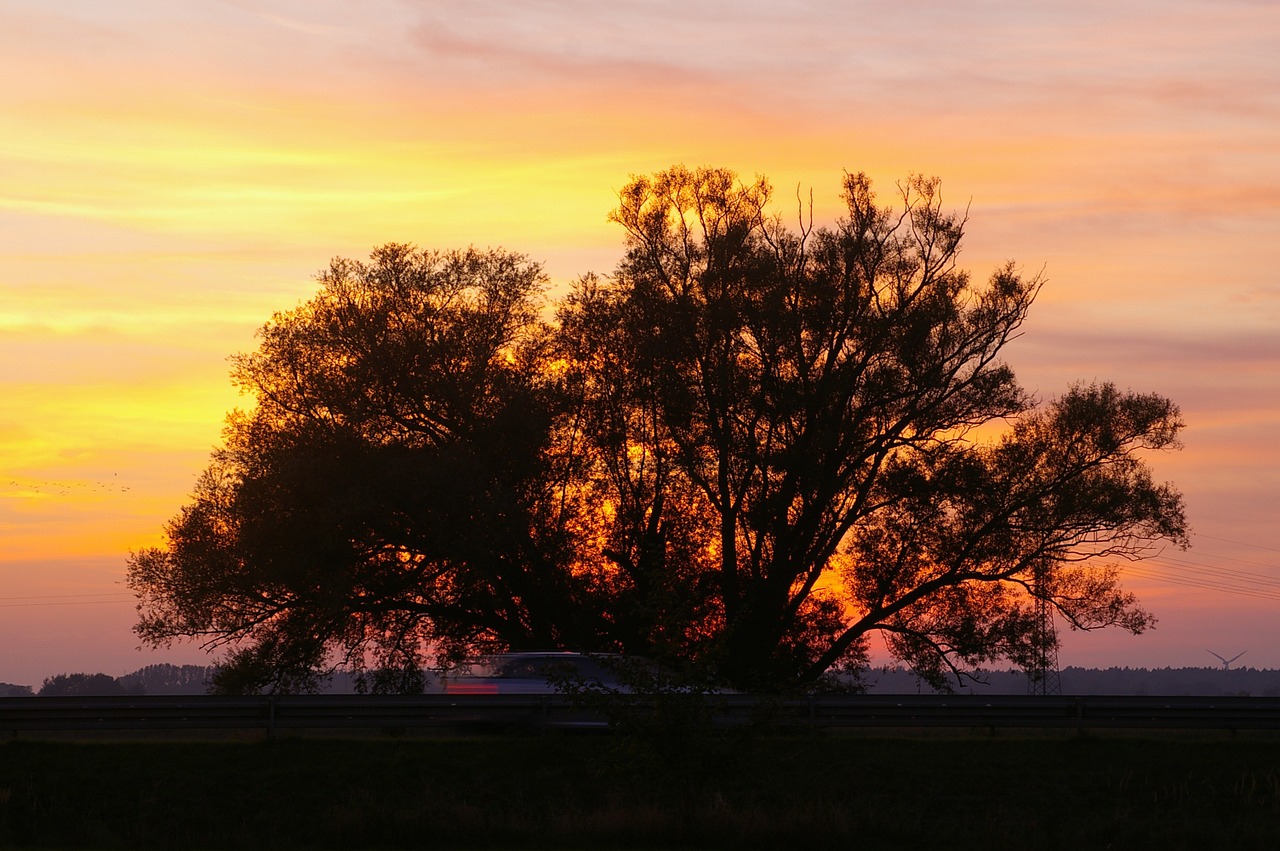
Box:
2, 1, 1278, 686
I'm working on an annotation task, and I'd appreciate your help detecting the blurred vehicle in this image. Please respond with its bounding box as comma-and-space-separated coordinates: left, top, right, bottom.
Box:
440, 651, 648, 695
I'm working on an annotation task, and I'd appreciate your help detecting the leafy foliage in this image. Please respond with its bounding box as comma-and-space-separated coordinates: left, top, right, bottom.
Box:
118, 664, 213, 695
38, 673, 143, 697
129, 168, 1187, 693
131, 245, 614, 692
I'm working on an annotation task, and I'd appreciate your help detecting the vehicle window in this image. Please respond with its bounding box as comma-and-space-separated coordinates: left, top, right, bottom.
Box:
492, 655, 613, 682
496, 659, 543, 678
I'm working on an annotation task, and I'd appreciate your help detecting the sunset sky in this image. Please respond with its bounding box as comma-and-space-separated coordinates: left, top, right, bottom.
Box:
2, 0, 1278, 688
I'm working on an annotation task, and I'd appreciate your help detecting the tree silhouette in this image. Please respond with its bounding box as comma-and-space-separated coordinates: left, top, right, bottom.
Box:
117, 664, 213, 695
129, 168, 1187, 692
554, 166, 1184, 689
130, 245, 615, 692
38, 673, 141, 697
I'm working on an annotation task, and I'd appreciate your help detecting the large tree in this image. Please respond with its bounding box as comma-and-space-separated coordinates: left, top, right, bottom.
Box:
554, 166, 1184, 689
129, 168, 1187, 692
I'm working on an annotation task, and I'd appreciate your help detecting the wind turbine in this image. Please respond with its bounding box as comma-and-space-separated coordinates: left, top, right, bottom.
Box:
1207, 650, 1246, 670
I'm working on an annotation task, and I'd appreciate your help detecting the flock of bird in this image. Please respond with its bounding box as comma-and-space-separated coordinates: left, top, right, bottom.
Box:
4, 476, 131, 496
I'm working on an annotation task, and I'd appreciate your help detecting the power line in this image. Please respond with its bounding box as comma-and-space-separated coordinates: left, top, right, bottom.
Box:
1134, 560, 1280, 592
1123, 564, 1280, 603
1194, 533, 1280, 554
1150, 555, 1280, 588
1181, 549, 1280, 571
1121, 567, 1280, 601
1104, 530, 1280, 603
0, 592, 134, 602
0, 599, 135, 608
0, 592, 135, 609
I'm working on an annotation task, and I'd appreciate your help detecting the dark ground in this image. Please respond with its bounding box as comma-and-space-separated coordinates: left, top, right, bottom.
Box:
2, 730, 1279, 849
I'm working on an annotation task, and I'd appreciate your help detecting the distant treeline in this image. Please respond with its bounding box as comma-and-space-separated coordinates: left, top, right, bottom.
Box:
5, 664, 1280, 697
866, 666, 1280, 697
0, 664, 216, 697
7, 665, 368, 696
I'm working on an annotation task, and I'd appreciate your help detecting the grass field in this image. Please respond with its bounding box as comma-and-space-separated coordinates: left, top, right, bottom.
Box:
2, 730, 1279, 849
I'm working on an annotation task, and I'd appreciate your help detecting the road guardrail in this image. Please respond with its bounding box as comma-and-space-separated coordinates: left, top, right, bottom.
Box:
4, 693, 1280, 735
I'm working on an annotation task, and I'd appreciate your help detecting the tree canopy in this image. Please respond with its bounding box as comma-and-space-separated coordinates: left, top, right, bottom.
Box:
128, 167, 1187, 693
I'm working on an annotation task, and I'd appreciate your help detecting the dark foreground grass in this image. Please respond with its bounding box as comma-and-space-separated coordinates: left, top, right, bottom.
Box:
2, 731, 1279, 850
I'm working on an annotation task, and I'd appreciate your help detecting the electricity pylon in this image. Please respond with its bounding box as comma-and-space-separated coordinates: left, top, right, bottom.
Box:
1027, 566, 1062, 696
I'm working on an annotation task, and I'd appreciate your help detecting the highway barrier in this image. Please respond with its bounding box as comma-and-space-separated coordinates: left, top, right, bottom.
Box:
4, 693, 1280, 736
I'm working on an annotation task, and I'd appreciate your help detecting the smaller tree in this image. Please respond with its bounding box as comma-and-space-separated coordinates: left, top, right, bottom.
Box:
118, 664, 214, 696
555, 165, 1187, 690
38, 673, 142, 697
